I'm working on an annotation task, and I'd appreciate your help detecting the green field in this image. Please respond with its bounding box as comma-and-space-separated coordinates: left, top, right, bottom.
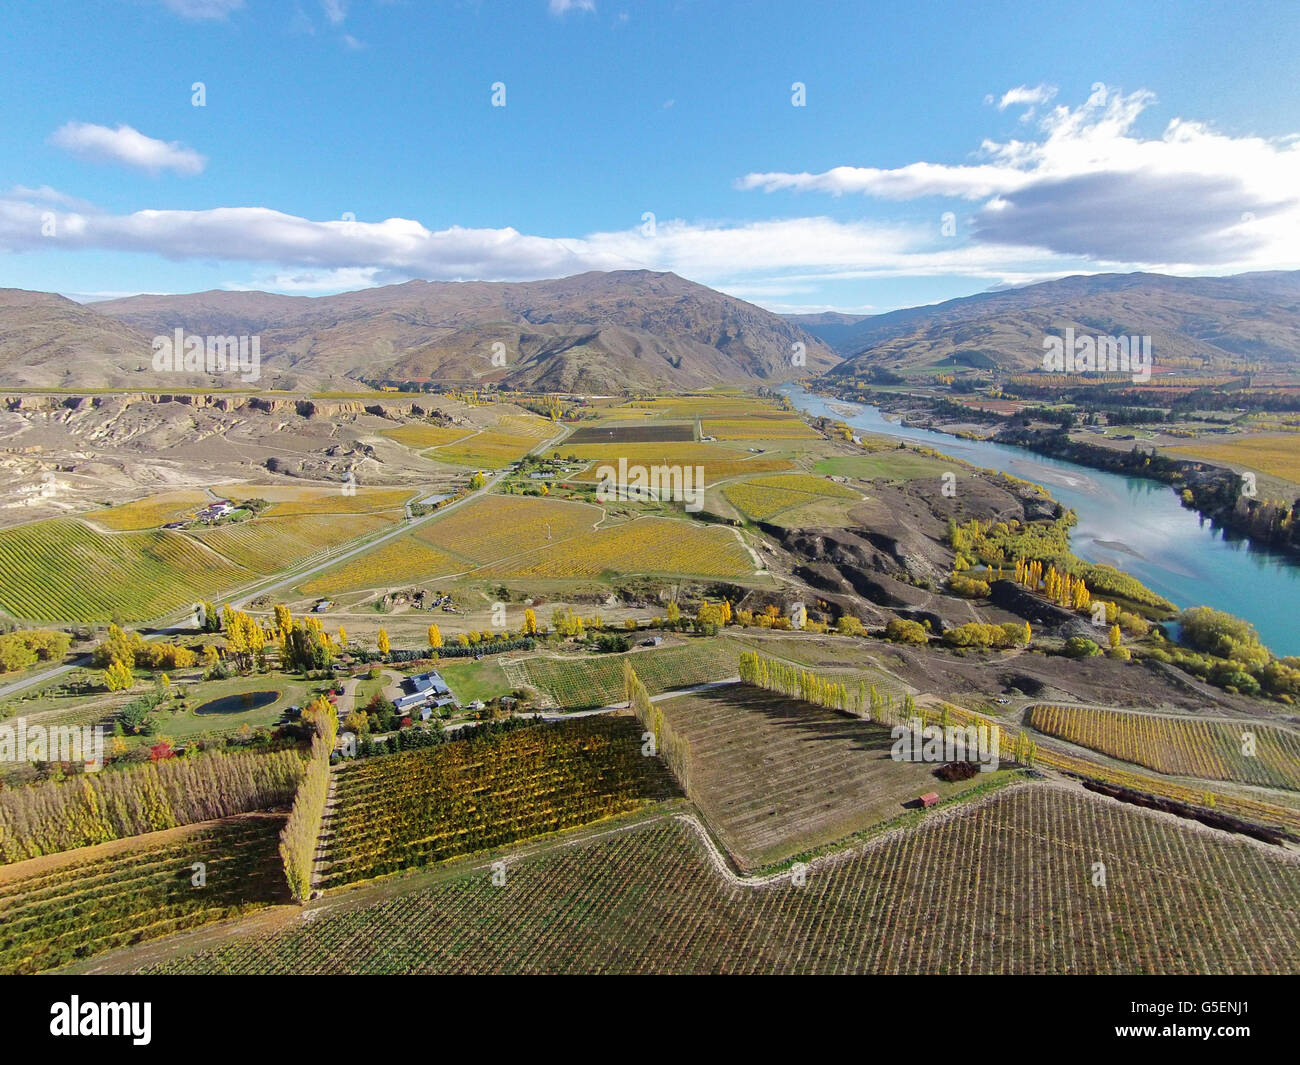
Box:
158, 673, 321, 743
813, 451, 953, 481
506, 638, 743, 709
0, 519, 254, 623
434, 658, 513, 704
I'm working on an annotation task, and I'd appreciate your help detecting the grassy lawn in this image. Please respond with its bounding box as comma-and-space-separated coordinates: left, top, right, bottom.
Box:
814, 451, 953, 481
151, 672, 320, 743
435, 658, 513, 704
351, 673, 389, 708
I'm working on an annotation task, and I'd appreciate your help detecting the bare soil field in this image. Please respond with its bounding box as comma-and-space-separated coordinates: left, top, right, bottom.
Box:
657, 685, 1009, 870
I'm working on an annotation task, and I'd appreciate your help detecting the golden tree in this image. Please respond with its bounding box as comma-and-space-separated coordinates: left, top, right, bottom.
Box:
103, 659, 134, 692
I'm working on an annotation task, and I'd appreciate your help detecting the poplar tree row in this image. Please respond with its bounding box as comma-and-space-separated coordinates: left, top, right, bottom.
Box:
278, 697, 339, 902
0, 748, 304, 864
738, 650, 918, 725
623, 661, 691, 796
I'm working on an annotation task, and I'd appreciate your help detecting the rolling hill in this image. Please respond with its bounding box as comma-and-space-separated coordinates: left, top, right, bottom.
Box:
30, 270, 834, 393
790, 270, 1300, 377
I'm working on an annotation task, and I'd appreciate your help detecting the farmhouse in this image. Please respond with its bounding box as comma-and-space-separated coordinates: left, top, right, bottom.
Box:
393, 670, 456, 714
195, 499, 235, 523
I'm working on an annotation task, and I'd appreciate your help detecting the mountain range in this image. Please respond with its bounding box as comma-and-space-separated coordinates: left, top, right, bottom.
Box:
0, 271, 836, 393
3, 268, 1298, 393
790, 270, 1300, 376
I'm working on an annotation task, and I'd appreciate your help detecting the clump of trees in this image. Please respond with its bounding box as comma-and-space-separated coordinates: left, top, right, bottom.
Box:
941, 622, 1030, 650
281, 616, 337, 673
0, 629, 71, 674
948, 573, 990, 598
1177, 607, 1269, 668
92, 624, 200, 676
884, 618, 929, 645
1063, 636, 1102, 658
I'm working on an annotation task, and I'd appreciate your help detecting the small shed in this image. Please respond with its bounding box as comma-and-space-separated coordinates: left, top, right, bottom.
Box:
919, 791, 940, 808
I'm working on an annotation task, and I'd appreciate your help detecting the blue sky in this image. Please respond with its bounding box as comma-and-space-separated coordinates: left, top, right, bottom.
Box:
2, 0, 1299, 312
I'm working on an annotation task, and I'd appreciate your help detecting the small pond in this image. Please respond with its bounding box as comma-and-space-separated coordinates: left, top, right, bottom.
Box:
194, 690, 281, 716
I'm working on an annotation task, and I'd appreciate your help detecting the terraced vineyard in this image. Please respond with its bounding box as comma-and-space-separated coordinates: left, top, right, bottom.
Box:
1027, 704, 1300, 791
562, 441, 750, 470
299, 537, 464, 596
252, 488, 414, 516
133, 787, 1300, 974
90, 490, 212, 531
0, 814, 286, 975
0, 519, 253, 622
507, 639, 744, 708
633, 396, 765, 417
483, 517, 754, 579
1168, 434, 1300, 484
429, 416, 553, 468
223, 485, 413, 512
195, 513, 394, 574
320, 717, 675, 887
572, 454, 796, 485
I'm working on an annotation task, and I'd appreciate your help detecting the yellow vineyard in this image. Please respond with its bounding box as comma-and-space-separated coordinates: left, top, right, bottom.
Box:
238, 487, 414, 516
723, 473, 859, 520
1167, 435, 1300, 484
483, 517, 754, 579
415, 495, 601, 565
90, 490, 215, 531
380, 424, 472, 450
300, 538, 464, 597
703, 415, 820, 440
195, 513, 394, 574
1026, 704, 1300, 792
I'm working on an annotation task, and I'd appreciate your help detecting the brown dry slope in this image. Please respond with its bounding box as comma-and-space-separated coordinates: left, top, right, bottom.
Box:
85, 270, 838, 392
657, 684, 1004, 870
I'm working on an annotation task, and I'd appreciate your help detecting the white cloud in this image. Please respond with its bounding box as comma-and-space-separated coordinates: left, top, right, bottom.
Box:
738, 87, 1300, 268
227, 267, 385, 292
997, 83, 1056, 112
739, 162, 1031, 200
157, 0, 244, 18
321, 0, 347, 25
0, 187, 1076, 294
48, 122, 206, 176
549, 0, 595, 15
